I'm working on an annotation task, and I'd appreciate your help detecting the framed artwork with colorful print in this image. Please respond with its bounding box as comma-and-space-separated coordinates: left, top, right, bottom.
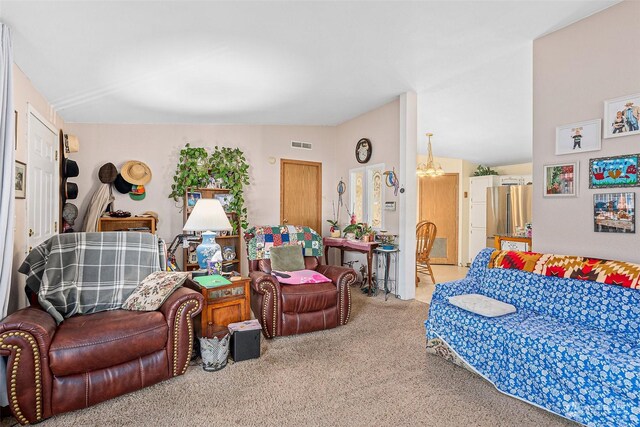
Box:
544, 162, 578, 198
589, 154, 639, 189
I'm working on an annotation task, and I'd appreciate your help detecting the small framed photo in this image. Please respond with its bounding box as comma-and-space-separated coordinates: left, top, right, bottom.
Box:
555, 119, 601, 155
589, 154, 639, 189
186, 191, 201, 207
604, 93, 640, 139
215, 193, 234, 211
15, 160, 26, 199
543, 162, 578, 197
594, 192, 635, 233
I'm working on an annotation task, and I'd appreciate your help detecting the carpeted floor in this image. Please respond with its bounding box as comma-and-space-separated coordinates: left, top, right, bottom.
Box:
6, 290, 576, 427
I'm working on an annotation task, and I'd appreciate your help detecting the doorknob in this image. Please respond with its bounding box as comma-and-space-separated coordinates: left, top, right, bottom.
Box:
28, 228, 34, 237
283, 219, 288, 224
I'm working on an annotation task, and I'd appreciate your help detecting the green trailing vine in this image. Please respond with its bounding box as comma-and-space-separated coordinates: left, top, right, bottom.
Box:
169, 144, 250, 234
169, 144, 210, 202
209, 146, 250, 234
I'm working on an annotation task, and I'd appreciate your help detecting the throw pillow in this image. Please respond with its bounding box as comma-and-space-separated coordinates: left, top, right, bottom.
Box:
271, 269, 331, 285
270, 245, 305, 272
448, 294, 516, 317
122, 271, 189, 311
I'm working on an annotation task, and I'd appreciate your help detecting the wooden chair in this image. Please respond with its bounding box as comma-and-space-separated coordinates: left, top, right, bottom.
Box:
416, 221, 437, 286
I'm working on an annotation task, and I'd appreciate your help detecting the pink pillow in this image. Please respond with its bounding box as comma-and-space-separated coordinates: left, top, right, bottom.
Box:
271, 269, 331, 285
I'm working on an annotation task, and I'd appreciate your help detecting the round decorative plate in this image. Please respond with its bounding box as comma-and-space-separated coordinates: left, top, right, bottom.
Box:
355, 138, 372, 164
222, 246, 236, 261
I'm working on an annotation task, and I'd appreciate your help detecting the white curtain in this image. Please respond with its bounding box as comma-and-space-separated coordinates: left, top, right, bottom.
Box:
0, 22, 14, 407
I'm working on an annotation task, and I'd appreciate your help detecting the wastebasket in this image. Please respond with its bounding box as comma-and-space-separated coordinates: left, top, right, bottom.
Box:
199, 324, 230, 372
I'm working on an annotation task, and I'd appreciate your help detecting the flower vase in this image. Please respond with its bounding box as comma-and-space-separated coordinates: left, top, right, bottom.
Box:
196, 231, 223, 272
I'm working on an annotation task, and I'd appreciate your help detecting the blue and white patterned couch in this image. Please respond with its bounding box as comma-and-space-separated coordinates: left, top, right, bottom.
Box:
424, 248, 640, 427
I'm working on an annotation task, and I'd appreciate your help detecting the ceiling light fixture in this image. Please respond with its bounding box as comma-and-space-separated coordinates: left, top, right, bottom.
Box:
417, 133, 445, 177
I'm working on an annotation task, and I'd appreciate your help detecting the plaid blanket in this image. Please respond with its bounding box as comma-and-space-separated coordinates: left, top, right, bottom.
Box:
19, 232, 161, 323
244, 225, 323, 260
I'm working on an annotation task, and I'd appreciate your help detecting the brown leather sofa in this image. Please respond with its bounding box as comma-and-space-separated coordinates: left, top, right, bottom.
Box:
0, 283, 203, 425
249, 257, 357, 338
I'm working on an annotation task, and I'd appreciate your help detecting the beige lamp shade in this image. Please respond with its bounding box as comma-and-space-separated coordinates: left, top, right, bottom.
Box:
183, 199, 232, 232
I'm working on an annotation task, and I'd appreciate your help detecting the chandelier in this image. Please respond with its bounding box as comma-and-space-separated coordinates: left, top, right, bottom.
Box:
417, 133, 444, 177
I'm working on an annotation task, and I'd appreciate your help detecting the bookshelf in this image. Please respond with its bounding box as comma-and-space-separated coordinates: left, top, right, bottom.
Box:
183, 188, 242, 274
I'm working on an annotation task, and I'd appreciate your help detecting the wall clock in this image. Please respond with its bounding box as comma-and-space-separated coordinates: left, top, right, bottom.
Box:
355, 138, 372, 164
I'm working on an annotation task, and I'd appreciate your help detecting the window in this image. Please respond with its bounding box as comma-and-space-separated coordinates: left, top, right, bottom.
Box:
349, 163, 385, 230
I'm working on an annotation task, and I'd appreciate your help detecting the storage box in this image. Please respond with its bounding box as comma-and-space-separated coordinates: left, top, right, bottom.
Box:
230, 329, 261, 362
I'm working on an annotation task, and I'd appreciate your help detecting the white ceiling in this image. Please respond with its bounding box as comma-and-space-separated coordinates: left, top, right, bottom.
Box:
0, 0, 618, 165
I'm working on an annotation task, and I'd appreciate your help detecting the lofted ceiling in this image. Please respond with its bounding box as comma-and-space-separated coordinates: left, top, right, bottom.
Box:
0, 0, 618, 165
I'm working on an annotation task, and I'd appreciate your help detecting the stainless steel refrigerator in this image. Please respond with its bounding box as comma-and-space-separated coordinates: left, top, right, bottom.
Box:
486, 185, 533, 246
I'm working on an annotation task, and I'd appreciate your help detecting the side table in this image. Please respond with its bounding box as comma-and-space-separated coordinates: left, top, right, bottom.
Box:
373, 247, 400, 300
184, 277, 251, 338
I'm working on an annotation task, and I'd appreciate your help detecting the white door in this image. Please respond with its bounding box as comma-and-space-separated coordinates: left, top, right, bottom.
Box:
27, 107, 58, 252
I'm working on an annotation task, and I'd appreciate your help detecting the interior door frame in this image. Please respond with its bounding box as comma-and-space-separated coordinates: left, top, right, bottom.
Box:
26, 103, 59, 253
280, 158, 322, 229
418, 172, 459, 265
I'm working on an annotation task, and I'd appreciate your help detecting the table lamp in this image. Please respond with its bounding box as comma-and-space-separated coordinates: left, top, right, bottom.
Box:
183, 199, 233, 272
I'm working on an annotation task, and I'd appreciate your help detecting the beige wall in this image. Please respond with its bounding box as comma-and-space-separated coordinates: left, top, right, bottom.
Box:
331, 99, 401, 269
533, 1, 640, 262
493, 162, 532, 176
11, 64, 64, 312
335, 99, 400, 232
65, 123, 339, 273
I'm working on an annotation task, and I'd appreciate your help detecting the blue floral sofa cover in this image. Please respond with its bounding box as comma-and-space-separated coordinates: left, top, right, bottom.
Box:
424, 248, 640, 427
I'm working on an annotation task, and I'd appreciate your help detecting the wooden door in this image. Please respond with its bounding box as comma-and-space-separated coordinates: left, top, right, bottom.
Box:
419, 174, 458, 265
280, 159, 322, 232
27, 108, 59, 252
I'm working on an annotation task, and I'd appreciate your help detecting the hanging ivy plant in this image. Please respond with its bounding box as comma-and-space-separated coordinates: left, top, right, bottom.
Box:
209, 146, 250, 233
169, 143, 211, 203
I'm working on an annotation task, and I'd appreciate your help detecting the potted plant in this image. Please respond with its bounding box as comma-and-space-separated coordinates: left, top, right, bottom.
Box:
327, 219, 341, 238
360, 224, 374, 242
209, 146, 250, 234
342, 223, 360, 240
473, 165, 499, 176
169, 144, 211, 204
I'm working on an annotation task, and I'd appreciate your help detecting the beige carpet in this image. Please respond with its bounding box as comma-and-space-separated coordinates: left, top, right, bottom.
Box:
7, 291, 576, 427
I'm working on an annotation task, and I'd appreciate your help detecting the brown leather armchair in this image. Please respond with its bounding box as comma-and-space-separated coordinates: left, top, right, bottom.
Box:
249, 257, 357, 338
0, 283, 203, 425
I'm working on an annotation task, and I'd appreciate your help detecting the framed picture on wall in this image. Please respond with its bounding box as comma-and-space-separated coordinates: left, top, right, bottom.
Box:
589, 154, 639, 189
604, 92, 640, 139
555, 119, 601, 155
543, 162, 578, 197
593, 192, 635, 233
15, 160, 26, 199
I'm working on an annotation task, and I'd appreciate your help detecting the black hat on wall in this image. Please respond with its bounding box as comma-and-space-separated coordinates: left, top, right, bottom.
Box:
113, 173, 133, 194
62, 179, 78, 200
63, 158, 79, 178
98, 163, 118, 184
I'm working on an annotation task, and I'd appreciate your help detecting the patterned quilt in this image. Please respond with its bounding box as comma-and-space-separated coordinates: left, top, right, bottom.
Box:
425, 248, 640, 427
244, 225, 323, 260
489, 250, 640, 289
19, 232, 161, 323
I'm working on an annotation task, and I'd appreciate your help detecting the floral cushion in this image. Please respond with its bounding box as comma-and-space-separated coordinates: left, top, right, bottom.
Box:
271, 269, 331, 285
122, 271, 189, 311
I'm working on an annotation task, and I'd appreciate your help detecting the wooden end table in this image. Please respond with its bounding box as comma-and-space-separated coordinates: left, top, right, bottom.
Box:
184, 277, 251, 338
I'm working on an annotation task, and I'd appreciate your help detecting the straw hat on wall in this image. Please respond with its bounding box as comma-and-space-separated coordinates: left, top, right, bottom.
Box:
121, 161, 152, 185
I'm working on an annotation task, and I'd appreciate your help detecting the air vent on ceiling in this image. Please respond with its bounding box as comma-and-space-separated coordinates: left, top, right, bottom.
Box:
291, 140, 312, 150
